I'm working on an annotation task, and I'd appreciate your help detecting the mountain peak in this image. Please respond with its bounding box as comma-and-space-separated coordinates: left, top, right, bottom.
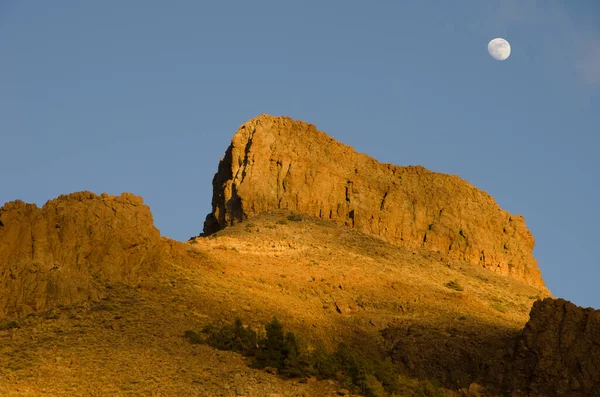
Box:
204, 115, 546, 289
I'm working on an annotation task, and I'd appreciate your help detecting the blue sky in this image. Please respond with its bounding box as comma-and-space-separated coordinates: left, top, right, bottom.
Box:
1, 1, 599, 308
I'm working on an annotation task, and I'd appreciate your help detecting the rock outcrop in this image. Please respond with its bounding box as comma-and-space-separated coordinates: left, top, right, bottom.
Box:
504, 298, 600, 396
0, 191, 161, 317
204, 114, 546, 289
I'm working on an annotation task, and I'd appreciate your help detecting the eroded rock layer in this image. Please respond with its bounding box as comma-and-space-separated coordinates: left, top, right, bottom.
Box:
204, 114, 546, 289
0, 191, 161, 317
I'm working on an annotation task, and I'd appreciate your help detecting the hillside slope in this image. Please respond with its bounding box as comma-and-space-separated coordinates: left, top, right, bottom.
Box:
1, 115, 597, 396
1, 197, 549, 395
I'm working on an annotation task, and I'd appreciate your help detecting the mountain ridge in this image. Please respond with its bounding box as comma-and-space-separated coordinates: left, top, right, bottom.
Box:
204, 114, 546, 290
1, 115, 598, 396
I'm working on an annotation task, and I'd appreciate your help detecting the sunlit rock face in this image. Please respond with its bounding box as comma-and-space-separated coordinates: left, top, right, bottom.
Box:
204, 114, 546, 290
0, 191, 162, 317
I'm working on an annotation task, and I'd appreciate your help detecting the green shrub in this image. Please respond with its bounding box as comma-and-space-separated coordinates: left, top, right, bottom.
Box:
185, 316, 428, 395
276, 219, 288, 225
44, 309, 61, 319
475, 274, 489, 282
286, 213, 302, 222
444, 280, 464, 292
281, 332, 306, 377
183, 330, 203, 344
203, 317, 258, 356
253, 316, 306, 376
0, 320, 20, 331
364, 374, 386, 397
374, 357, 399, 393
308, 343, 338, 379
491, 303, 507, 313
254, 316, 285, 369
330, 343, 399, 395
334, 342, 373, 389
416, 379, 445, 397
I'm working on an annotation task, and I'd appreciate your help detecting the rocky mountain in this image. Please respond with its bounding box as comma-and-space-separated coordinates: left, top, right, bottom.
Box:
0, 115, 597, 396
0, 192, 162, 317
204, 115, 545, 289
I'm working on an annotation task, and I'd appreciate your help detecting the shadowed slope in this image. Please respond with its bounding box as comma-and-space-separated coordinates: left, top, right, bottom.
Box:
500, 298, 600, 395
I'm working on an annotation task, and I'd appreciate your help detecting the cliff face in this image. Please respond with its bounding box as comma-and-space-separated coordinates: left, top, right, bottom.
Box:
204, 114, 546, 289
0, 191, 161, 317
504, 298, 600, 396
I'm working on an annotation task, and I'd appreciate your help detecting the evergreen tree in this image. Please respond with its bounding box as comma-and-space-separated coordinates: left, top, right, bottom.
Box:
282, 331, 304, 376
254, 316, 285, 369
309, 343, 338, 379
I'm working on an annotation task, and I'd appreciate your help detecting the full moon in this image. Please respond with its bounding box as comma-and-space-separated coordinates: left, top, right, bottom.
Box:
488, 38, 511, 61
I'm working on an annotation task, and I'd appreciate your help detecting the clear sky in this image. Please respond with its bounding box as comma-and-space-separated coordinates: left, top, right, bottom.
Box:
1, 1, 599, 308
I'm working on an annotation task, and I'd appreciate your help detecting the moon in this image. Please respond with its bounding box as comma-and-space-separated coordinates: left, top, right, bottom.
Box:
488, 38, 511, 61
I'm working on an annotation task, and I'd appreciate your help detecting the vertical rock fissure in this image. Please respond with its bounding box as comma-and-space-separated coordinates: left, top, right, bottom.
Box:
30, 223, 35, 263
380, 191, 388, 211
345, 180, 353, 204
282, 164, 292, 193
240, 128, 256, 183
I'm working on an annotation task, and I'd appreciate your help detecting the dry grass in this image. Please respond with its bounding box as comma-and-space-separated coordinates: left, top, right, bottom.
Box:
0, 210, 550, 395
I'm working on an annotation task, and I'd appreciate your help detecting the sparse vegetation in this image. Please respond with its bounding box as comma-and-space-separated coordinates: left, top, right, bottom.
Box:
183, 330, 203, 344
395, 375, 445, 397
356, 295, 366, 308
44, 309, 61, 319
2, 195, 549, 395
253, 316, 306, 377
286, 213, 302, 222
201, 317, 258, 356
475, 274, 489, 282
0, 319, 20, 330
444, 280, 464, 292
276, 219, 288, 225
491, 303, 507, 313
186, 316, 401, 396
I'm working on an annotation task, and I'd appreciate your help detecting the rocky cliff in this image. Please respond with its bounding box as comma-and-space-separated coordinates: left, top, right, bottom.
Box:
0, 191, 161, 317
503, 298, 600, 396
204, 114, 546, 289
